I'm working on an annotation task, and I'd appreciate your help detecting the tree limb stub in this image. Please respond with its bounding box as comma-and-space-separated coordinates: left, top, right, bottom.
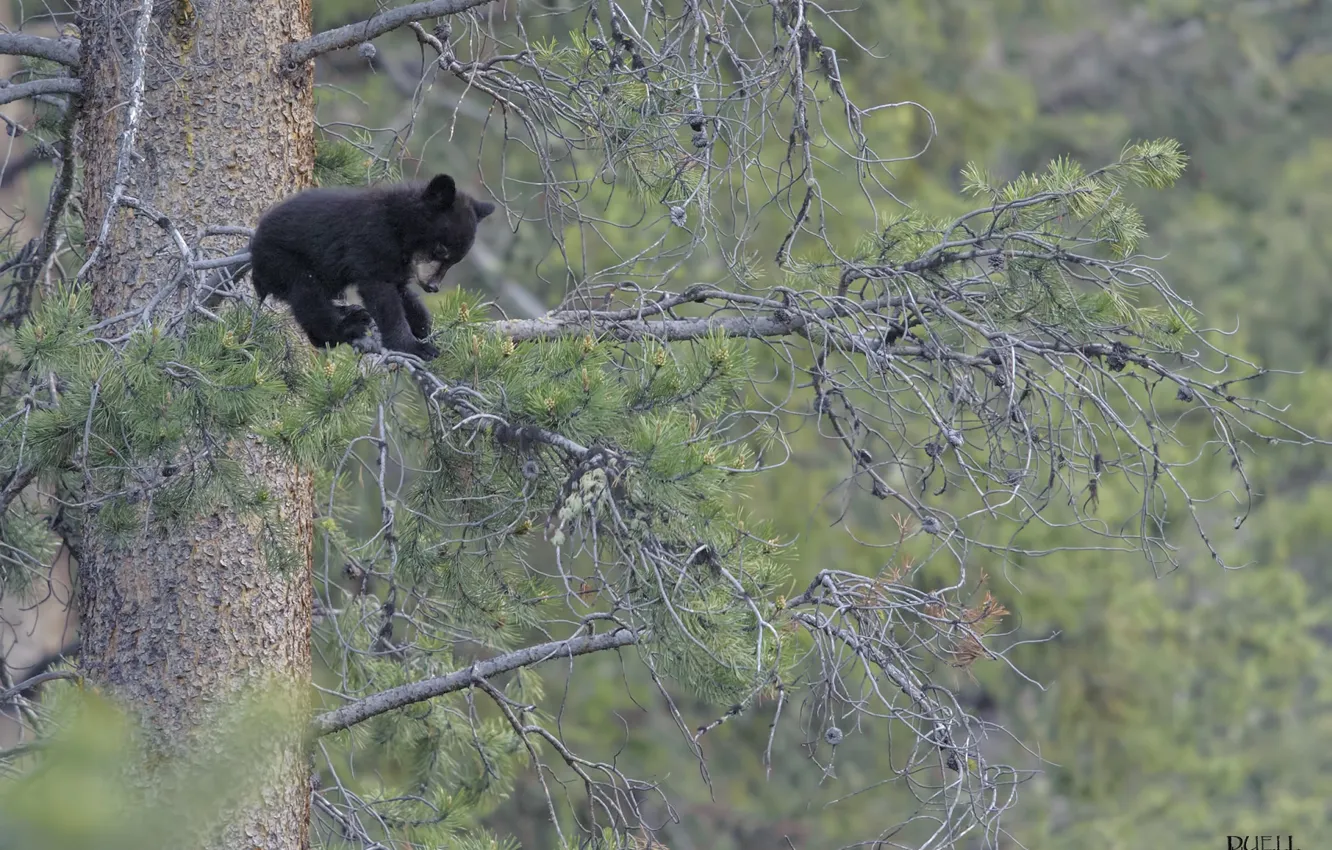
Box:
311, 627, 641, 736
282, 0, 498, 70
0, 33, 80, 67
0, 466, 37, 514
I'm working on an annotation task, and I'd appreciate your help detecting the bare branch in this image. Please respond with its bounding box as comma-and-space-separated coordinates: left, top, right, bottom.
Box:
0, 76, 79, 106
792, 608, 963, 771
76, 0, 154, 283
0, 144, 63, 189
0, 670, 78, 704
0, 466, 37, 514
24, 79, 81, 325
191, 251, 249, 271
489, 308, 799, 345
283, 0, 498, 69
311, 626, 641, 736
0, 33, 79, 66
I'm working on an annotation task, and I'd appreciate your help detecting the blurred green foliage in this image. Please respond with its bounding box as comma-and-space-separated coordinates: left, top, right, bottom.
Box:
0, 683, 305, 850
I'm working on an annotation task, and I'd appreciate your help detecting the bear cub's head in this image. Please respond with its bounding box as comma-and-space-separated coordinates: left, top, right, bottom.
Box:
410, 174, 496, 292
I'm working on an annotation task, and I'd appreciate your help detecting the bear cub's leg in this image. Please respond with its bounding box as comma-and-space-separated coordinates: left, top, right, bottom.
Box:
332, 304, 374, 344
286, 278, 371, 348
359, 280, 439, 360
399, 284, 433, 340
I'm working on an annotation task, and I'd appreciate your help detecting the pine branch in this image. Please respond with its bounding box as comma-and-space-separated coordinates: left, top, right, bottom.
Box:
311, 626, 641, 736
0, 77, 79, 106
283, 0, 498, 69
0, 33, 80, 66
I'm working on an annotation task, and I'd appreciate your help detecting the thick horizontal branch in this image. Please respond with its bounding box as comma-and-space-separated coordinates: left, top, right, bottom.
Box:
484, 293, 1209, 399
283, 0, 499, 68
312, 627, 641, 736
192, 251, 249, 270
0, 77, 80, 106
489, 311, 806, 344
0, 33, 80, 67
489, 284, 897, 344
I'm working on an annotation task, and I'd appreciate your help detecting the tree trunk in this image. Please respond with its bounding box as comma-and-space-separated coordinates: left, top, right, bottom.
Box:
74, 0, 316, 847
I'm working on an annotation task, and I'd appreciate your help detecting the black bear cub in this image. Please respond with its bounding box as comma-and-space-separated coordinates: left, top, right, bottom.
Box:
249, 174, 495, 359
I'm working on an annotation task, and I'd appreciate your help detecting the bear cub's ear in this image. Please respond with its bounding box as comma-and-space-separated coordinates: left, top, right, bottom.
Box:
474, 200, 496, 220
423, 174, 457, 207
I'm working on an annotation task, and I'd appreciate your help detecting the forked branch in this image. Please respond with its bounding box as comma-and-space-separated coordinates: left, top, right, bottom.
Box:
282, 0, 498, 70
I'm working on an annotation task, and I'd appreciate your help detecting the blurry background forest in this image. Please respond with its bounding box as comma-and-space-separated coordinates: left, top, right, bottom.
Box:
3, 0, 1331, 848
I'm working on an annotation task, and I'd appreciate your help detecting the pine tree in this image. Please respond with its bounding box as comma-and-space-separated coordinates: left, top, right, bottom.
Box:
0, 1, 1317, 848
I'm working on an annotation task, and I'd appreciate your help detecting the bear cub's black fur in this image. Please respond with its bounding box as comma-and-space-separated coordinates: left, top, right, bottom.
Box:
249, 174, 494, 359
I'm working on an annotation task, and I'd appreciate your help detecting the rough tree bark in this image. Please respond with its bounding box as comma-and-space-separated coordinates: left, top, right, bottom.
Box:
75, 0, 316, 847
